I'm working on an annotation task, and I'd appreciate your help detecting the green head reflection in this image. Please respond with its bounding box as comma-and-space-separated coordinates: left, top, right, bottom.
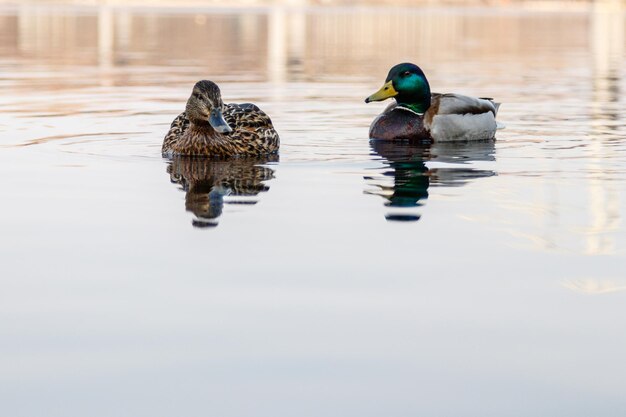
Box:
366, 140, 496, 222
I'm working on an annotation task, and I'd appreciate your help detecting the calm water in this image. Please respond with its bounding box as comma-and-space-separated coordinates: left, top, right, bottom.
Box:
1, 4, 626, 416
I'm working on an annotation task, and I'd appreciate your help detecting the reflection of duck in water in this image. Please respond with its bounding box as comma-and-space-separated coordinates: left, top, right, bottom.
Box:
366, 140, 496, 222
167, 156, 277, 228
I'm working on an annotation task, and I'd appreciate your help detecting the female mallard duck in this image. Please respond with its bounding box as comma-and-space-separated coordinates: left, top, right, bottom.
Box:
365, 63, 501, 142
162, 80, 279, 157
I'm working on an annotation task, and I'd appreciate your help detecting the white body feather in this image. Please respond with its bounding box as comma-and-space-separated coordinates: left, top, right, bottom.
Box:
426, 94, 499, 142
428, 112, 497, 142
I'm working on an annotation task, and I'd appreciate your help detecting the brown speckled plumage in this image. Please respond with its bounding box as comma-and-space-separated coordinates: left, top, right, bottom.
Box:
162, 81, 280, 158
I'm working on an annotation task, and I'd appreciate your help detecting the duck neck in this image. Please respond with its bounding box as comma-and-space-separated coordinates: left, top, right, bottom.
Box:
395, 77, 431, 114
396, 92, 430, 114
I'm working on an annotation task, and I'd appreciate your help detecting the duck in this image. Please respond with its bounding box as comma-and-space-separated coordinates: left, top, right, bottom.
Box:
162, 80, 280, 157
365, 63, 501, 142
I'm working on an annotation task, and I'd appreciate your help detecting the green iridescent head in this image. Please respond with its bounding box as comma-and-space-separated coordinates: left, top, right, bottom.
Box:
365, 63, 432, 114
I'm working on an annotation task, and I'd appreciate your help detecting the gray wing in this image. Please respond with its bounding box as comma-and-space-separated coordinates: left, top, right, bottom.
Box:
434, 93, 499, 116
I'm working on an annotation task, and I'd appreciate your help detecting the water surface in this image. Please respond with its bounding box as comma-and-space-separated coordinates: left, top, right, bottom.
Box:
1, 4, 626, 417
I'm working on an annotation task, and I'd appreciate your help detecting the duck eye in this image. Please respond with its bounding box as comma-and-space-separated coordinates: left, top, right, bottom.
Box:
401, 71, 411, 77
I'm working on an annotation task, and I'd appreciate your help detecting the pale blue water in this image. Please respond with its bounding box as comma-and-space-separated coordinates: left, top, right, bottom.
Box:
1, 4, 626, 417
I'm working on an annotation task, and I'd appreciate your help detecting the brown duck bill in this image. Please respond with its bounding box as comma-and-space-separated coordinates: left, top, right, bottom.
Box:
365, 80, 398, 103
209, 108, 233, 134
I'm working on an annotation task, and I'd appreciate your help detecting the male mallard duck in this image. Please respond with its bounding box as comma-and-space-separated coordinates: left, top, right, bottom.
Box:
365, 63, 500, 142
162, 80, 279, 157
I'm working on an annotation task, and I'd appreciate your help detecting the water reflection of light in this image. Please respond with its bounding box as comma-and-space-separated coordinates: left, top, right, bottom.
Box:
562, 278, 626, 295
268, 6, 287, 84
98, 5, 114, 82
587, 0, 623, 255
3, 5, 591, 80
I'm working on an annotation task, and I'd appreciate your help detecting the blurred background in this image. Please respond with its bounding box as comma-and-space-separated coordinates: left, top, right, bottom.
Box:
0, 0, 623, 82
0, 0, 616, 6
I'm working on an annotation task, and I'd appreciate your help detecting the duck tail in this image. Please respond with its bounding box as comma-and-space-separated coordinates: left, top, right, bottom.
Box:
479, 97, 501, 116
490, 101, 504, 129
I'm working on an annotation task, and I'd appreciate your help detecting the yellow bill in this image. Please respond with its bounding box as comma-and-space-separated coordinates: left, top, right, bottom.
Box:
365, 80, 398, 103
